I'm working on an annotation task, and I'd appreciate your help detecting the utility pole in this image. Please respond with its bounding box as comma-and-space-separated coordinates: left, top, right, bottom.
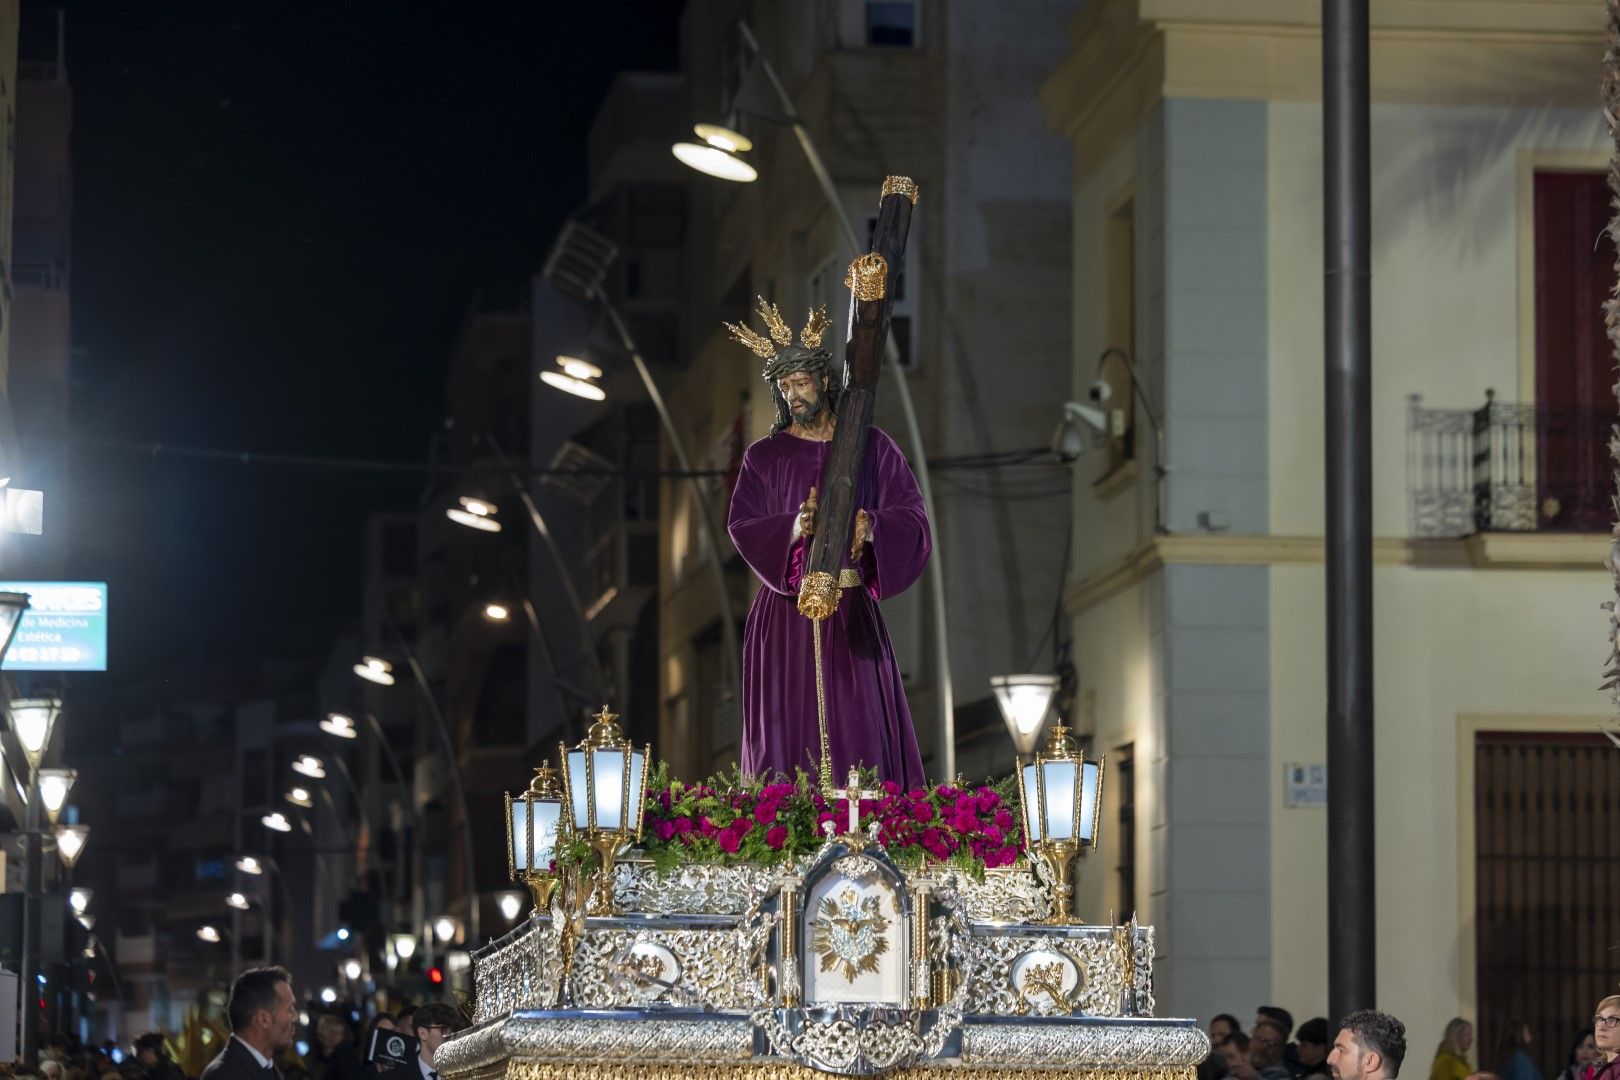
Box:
1323, 0, 1376, 1022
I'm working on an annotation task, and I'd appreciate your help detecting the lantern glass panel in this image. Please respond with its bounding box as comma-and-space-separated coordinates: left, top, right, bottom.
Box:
592, 749, 626, 830
566, 750, 590, 827
626, 749, 646, 830
511, 799, 561, 871
1020, 764, 1042, 842
1079, 761, 1101, 842
1040, 760, 1078, 841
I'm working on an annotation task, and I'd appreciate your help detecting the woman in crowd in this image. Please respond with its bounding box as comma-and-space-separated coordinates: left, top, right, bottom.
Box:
1555, 1029, 1595, 1080
1588, 996, 1620, 1080
1497, 1020, 1542, 1080
1432, 1019, 1475, 1080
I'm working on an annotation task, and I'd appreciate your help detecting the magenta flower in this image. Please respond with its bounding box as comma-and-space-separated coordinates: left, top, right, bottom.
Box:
652, 819, 676, 841
911, 800, 934, 824
765, 825, 788, 849
993, 807, 1014, 831
672, 816, 693, 835
755, 800, 778, 825
716, 828, 742, 854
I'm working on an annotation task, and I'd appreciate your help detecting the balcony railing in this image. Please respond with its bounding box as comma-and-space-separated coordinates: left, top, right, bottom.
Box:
1407, 391, 1615, 537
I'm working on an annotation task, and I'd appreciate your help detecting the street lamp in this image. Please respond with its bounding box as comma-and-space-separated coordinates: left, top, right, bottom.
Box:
432, 916, 458, 945
990, 674, 1061, 758
196, 925, 222, 944
9, 697, 60, 769
235, 856, 264, 875
445, 496, 503, 533
1014, 725, 1104, 924
76, 913, 94, 931
342, 959, 362, 981
390, 933, 416, 961
497, 891, 524, 922
0, 592, 29, 663
53, 824, 88, 869
319, 987, 337, 1004
670, 123, 758, 182
353, 656, 396, 686
559, 707, 649, 913
36, 767, 74, 824
284, 787, 313, 809
261, 812, 293, 833
291, 755, 326, 780
319, 713, 358, 740
483, 603, 510, 622
68, 887, 91, 916
225, 892, 250, 911
539, 355, 606, 401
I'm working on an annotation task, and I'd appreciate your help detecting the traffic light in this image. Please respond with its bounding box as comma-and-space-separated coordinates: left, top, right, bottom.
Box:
427, 966, 443, 986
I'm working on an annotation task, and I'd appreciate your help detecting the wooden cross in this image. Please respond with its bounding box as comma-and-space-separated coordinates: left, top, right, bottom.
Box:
832, 767, 881, 836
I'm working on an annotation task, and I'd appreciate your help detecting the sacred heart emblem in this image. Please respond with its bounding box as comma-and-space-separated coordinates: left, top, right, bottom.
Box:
812, 885, 891, 983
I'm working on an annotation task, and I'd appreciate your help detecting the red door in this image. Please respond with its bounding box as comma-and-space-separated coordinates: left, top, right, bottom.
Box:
1533, 170, 1618, 531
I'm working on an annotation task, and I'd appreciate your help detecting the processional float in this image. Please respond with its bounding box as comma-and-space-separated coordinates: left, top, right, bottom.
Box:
439, 180, 1208, 1079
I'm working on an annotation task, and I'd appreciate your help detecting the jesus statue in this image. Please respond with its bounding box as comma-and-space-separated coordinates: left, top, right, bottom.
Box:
725, 297, 929, 789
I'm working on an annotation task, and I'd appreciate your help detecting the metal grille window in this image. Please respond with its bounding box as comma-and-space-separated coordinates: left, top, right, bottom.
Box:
1474, 732, 1620, 1078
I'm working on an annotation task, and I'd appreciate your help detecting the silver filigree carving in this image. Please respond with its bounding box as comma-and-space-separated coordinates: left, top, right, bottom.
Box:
960, 1020, 1211, 1066
917, 865, 1054, 923
439, 1014, 755, 1072
570, 925, 767, 1011
959, 932, 1127, 1017
610, 860, 779, 915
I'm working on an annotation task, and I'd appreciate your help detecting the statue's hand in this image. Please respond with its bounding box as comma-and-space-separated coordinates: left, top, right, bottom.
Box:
798, 486, 818, 538
851, 509, 872, 561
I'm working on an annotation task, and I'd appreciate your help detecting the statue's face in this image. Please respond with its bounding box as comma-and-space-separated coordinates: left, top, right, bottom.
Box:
777, 371, 828, 424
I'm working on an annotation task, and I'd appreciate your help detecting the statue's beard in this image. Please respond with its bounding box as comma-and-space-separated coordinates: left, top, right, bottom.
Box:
787, 391, 826, 424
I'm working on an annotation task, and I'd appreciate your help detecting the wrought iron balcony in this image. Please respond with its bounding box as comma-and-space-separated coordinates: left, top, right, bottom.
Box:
1407, 391, 1615, 537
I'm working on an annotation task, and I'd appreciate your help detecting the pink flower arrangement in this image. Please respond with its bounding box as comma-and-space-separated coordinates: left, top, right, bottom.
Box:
630, 763, 1025, 875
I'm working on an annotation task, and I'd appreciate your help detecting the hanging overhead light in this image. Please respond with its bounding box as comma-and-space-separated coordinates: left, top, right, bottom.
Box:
353, 656, 396, 686
261, 812, 293, 833
483, 602, 511, 622
234, 856, 264, 875
0, 592, 29, 666
284, 787, 313, 809
540, 355, 607, 401
9, 696, 61, 770
196, 925, 222, 944
291, 755, 326, 780
319, 713, 358, 740
225, 892, 250, 911
446, 495, 503, 533
68, 887, 92, 915
671, 123, 758, 183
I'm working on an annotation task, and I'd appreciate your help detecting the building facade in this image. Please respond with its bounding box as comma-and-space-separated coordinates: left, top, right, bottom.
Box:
1045, 0, 1619, 1065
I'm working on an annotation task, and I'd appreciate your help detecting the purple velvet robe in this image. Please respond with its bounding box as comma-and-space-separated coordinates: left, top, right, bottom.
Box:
727, 426, 930, 788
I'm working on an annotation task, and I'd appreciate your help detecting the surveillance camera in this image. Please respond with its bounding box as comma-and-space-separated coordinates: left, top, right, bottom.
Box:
1053, 419, 1085, 464
1087, 379, 1113, 404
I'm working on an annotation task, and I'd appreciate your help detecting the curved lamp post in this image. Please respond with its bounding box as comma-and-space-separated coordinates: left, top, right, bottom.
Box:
990, 674, 1060, 758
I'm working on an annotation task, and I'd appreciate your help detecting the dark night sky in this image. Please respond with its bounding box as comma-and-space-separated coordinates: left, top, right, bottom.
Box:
59, 3, 681, 682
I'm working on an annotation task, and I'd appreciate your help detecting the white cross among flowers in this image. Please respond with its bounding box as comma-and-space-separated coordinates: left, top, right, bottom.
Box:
832, 767, 881, 837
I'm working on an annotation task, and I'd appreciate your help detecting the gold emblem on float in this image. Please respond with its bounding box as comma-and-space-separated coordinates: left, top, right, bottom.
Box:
812, 886, 891, 982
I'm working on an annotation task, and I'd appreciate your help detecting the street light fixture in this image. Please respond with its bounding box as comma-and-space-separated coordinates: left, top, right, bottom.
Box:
225, 892, 250, 911
291, 755, 326, 780
319, 713, 358, 740
234, 856, 264, 875
670, 123, 758, 182
390, 933, 417, 961
0, 592, 30, 664
9, 697, 61, 770
319, 987, 337, 1004
284, 788, 313, 809
36, 768, 74, 824
68, 887, 91, 915
353, 656, 396, 686
539, 355, 606, 401
196, 925, 222, 944
261, 812, 293, 833
76, 913, 94, 931
483, 603, 510, 622
53, 824, 88, 869
990, 674, 1061, 758
432, 916, 458, 945
445, 495, 503, 533
497, 892, 524, 922
342, 959, 362, 981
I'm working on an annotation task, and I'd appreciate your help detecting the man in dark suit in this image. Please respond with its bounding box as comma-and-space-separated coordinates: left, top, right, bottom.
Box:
379, 1005, 458, 1080
200, 967, 300, 1080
